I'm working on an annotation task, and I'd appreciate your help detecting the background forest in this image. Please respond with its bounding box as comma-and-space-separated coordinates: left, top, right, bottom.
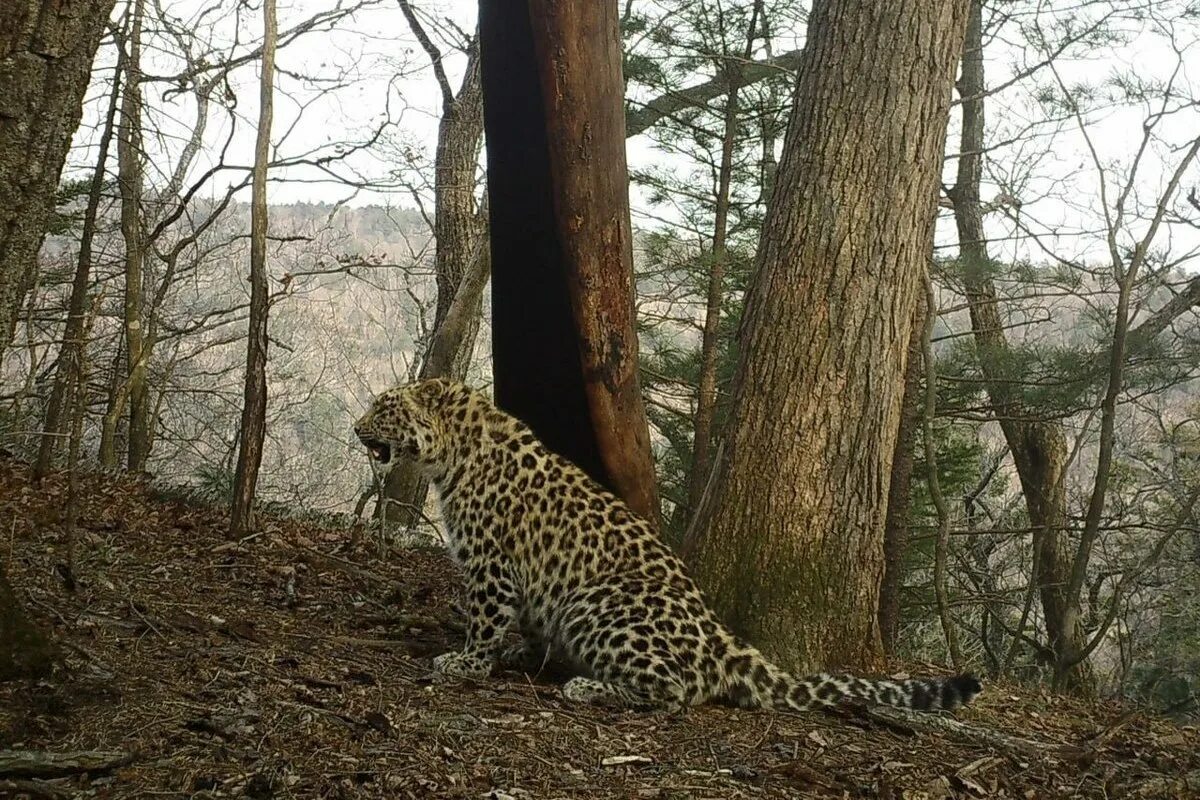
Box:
2, 0, 1200, 744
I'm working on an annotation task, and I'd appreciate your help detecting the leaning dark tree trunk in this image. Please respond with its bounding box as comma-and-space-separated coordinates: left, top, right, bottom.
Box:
688, 0, 969, 673
0, 0, 118, 358
0, 561, 55, 680
479, 0, 660, 522
945, 0, 1092, 692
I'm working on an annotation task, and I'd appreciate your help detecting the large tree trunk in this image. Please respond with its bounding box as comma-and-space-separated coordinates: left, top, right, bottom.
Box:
946, 0, 1092, 692
479, 0, 660, 522
0, 561, 55, 681
380, 33, 485, 528
688, 0, 969, 673
0, 0, 118, 358
228, 0, 275, 538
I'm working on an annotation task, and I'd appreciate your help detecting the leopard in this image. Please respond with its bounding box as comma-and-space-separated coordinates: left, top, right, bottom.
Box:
354, 377, 982, 713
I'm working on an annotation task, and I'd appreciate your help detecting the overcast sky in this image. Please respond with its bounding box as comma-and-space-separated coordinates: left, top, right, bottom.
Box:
70, 0, 1200, 273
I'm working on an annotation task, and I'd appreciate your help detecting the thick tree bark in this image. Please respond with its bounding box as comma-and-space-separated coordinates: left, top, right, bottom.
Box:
0, 561, 55, 681
229, 0, 275, 538
879, 302, 926, 656
428, 41, 484, 370
946, 0, 1091, 692
480, 0, 660, 522
0, 0, 118, 358
688, 0, 969, 672
420, 216, 489, 383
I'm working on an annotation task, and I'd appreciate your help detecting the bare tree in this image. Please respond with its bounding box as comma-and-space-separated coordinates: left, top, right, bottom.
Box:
32, 28, 125, 481
229, 0, 277, 538
379, 5, 485, 527
117, 0, 150, 472
944, 0, 1200, 692
879, 301, 926, 655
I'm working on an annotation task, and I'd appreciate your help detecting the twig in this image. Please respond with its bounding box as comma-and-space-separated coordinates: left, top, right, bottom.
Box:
211, 531, 265, 553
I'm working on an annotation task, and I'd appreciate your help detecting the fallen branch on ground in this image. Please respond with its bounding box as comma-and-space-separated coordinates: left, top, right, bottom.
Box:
0, 778, 74, 799
859, 706, 1087, 759
0, 750, 133, 779
286, 540, 408, 592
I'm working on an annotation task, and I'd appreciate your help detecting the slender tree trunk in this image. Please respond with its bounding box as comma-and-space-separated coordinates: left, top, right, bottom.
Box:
0, 0, 118, 359
229, 0, 275, 538
530, 0, 660, 521
682, 9, 759, 551
688, 0, 969, 672
920, 277, 964, 669
1053, 125, 1200, 691
116, 0, 150, 472
754, 21, 780, 208
63, 292, 102, 585
480, 0, 660, 522
34, 31, 124, 482
946, 0, 1092, 691
97, 342, 125, 467
879, 300, 926, 656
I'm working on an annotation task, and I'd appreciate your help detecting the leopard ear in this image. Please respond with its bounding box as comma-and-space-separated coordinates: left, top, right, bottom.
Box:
413, 377, 450, 408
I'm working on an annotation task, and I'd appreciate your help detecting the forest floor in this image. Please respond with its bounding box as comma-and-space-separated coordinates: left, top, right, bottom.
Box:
1, 459, 1198, 799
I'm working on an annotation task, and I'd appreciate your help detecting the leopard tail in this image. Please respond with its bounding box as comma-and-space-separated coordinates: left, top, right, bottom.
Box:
722, 647, 982, 712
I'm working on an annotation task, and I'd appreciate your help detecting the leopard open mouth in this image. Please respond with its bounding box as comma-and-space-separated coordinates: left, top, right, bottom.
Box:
360, 437, 392, 465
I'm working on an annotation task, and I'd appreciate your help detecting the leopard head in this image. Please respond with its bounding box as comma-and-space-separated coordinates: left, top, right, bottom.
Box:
354, 378, 458, 476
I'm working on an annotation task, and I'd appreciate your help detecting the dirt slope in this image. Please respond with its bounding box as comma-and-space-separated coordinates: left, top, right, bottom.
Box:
1, 461, 1197, 799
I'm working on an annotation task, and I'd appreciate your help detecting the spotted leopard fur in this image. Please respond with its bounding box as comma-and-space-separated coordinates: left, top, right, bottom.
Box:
354, 378, 982, 713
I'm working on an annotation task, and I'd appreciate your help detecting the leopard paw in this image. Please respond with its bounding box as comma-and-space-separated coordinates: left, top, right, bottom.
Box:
432, 650, 490, 679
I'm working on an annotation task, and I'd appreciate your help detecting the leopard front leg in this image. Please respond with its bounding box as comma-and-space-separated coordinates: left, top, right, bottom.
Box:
434, 560, 518, 679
